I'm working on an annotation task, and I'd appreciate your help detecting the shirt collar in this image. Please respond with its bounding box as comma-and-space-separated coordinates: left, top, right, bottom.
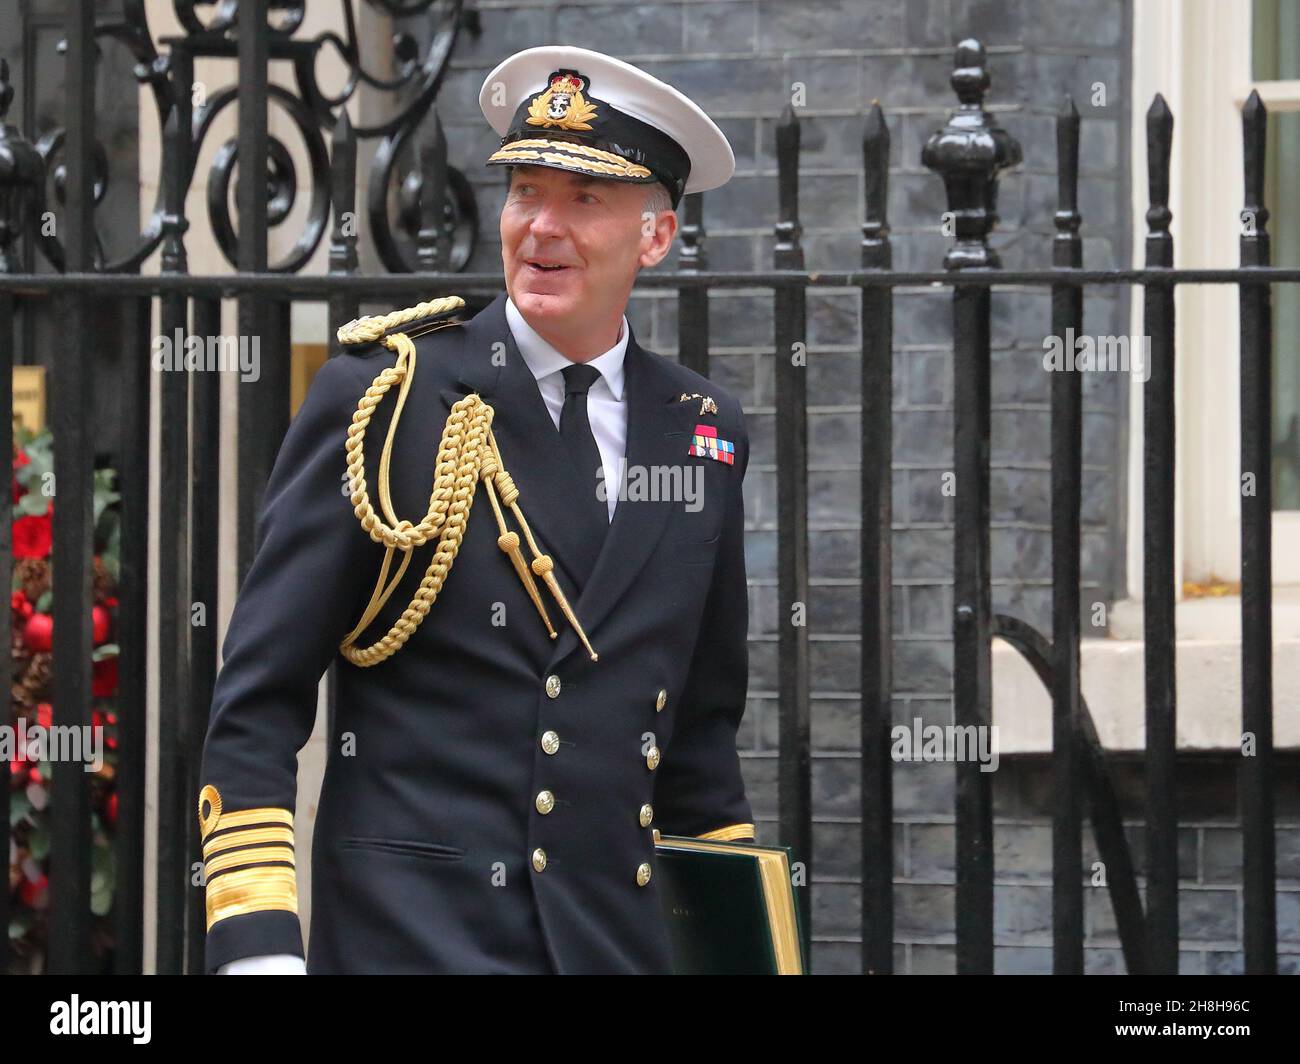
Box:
505, 295, 628, 401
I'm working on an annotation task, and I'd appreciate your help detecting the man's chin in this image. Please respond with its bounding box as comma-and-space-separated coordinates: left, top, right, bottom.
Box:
513, 289, 580, 317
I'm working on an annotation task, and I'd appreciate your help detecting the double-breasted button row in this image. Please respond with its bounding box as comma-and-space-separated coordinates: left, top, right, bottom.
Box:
534, 683, 560, 862
534, 680, 661, 886
537, 681, 559, 826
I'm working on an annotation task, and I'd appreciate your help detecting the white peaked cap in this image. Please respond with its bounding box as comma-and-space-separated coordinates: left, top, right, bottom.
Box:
478, 45, 735, 206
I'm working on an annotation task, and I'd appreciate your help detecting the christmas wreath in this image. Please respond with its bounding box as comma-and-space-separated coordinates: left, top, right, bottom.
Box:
7, 425, 121, 973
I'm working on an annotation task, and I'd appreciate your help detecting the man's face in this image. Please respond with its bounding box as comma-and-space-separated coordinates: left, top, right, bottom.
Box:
501, 164, 675, 332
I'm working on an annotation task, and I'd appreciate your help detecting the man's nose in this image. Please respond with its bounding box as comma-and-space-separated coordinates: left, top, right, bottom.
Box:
527, 196, 568, 238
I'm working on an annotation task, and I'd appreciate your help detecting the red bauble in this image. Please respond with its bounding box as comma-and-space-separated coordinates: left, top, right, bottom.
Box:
23, 611, 52, 652
92, 604, 110, 644
106, 791, 119, 828
36, 702, 52, 729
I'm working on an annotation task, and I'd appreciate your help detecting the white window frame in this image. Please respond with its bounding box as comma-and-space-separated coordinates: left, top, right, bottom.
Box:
1127, 0, 1300, 598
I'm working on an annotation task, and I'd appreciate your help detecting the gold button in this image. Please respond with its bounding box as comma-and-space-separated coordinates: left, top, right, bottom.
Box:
536, 790, 555, 814
656, 689, 667, 712
639, 803, 654, 828
532, 847, 547, 872
645, 745, 661, 771
540, 730, 560, 755
545, 675, 562, 699
636, 862, 652, 887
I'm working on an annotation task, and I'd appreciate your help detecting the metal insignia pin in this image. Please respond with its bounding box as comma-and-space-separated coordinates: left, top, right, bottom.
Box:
677, 392, 717, 416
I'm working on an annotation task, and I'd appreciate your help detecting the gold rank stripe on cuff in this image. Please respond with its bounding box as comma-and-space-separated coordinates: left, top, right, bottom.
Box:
204, 844, 296, 878
205, 864, 299, 931
695, 822, 756, 842
203, 829, 298, 931
204, 806, 293, 834
196, 791, 300, 930
202, 825, 296, 860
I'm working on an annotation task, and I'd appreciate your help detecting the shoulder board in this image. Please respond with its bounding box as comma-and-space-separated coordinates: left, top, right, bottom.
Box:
336, 295, 467, 356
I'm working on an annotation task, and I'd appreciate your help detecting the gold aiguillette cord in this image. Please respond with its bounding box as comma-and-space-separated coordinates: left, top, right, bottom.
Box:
335, 297, 597, 667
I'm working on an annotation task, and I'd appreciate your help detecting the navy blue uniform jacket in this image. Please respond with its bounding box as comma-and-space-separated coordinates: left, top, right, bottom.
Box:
197, 290, 755, 973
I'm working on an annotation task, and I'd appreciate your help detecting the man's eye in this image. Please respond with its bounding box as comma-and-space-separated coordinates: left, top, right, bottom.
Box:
578, 193, 598, 204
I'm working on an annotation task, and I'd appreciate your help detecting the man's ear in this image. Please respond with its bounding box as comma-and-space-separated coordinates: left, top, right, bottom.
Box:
639, 210, 677, 270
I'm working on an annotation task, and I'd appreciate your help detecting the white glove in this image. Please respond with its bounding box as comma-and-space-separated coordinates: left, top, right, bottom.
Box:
218, 953, 307, 975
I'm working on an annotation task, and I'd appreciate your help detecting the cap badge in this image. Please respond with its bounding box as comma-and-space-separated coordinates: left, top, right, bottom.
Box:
527, 70, 598, 132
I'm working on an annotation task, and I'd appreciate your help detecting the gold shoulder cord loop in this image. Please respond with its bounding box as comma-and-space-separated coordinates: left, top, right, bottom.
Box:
335, 296, 597, 667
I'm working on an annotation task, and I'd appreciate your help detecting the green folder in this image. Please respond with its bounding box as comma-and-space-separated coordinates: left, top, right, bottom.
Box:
653, 833, 805, 974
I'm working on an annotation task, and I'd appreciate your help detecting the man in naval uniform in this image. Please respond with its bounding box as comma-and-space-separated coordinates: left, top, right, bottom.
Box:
199, 45, 755, 974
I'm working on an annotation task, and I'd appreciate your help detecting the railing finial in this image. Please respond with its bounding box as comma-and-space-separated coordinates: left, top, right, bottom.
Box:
1144, 93, 1174, 264
1241, 89, 1269, 266
921, 39, 1022, 269
861, 100, 891, 269
951, 38, 991, 106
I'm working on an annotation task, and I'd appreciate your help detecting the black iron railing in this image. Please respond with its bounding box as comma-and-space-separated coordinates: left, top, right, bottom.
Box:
0, 8, 1289, 977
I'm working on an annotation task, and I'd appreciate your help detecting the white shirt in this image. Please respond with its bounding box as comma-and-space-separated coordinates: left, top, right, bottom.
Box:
505, 295, 629, 521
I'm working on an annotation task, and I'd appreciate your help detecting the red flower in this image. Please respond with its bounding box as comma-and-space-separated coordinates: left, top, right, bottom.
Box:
13, 449, 29, 469
12, 512, 51, 559
11, 591, 32, 619
92, 655, 118, 697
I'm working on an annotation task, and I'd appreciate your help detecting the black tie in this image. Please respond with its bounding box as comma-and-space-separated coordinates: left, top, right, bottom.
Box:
559, 363, 610, 563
